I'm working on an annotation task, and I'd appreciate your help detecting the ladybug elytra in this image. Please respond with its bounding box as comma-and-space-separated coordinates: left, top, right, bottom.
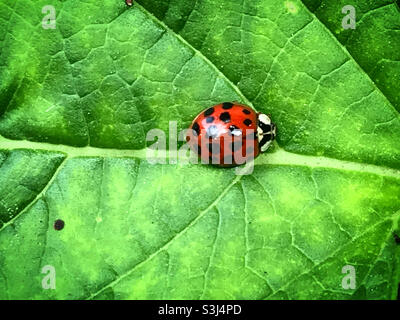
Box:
186, 102, 276, 167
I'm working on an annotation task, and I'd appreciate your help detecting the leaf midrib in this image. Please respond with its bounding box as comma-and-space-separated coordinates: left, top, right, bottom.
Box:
0, 135, 399, 179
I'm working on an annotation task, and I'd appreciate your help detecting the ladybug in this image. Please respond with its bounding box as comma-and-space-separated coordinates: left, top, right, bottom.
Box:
186, 102, 276, 167
125, 0, 133, 6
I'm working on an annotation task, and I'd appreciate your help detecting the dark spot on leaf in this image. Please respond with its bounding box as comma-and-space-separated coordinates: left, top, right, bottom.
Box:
219, 112, 231, 123
243, 119, 252, 126
192, 122, 200, 136
242, 109, 251, 115
222, 102, 233, 109
54, 219, 64, 231
204, 107, 214, 116
206, 116, 214, 123
394, 233, 400, 244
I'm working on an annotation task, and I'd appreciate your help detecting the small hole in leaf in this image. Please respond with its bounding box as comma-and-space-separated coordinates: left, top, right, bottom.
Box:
54, 219, 65, 231
394, 233, 400, 244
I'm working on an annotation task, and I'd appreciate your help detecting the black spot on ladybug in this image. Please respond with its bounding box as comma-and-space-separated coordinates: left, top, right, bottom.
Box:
192, 122, 200, 136
230, 141, 242, 152
229, 125, 242, 136
222, 102, 234, 109
260, 123, 271, 132
206, 116, 214, 123
204, 107, 214, 116
208, 142, 220, 154
242, 109, 251, 115
264, 133, 272, 141
54, 219, 64, 231
259, 133, 272, 148
219, 112, 231, 123
243, 119, 252, 126
196, 144, 202, 155
394, 233, 400, 244
206, 125, 219, 139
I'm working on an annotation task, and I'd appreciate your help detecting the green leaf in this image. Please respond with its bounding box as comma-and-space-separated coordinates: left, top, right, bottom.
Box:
0, 0, 399, 300
302, 0, 400, 113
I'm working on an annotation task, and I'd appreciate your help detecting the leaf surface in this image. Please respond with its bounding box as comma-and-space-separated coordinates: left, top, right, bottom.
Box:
0, 0, 399, 299
302, 0, 400, 112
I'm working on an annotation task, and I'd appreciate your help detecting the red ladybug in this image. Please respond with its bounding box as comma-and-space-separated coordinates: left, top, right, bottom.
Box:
186, 102, 276, 167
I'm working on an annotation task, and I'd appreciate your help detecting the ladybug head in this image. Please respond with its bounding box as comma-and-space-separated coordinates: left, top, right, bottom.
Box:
257, 113, 276, 152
